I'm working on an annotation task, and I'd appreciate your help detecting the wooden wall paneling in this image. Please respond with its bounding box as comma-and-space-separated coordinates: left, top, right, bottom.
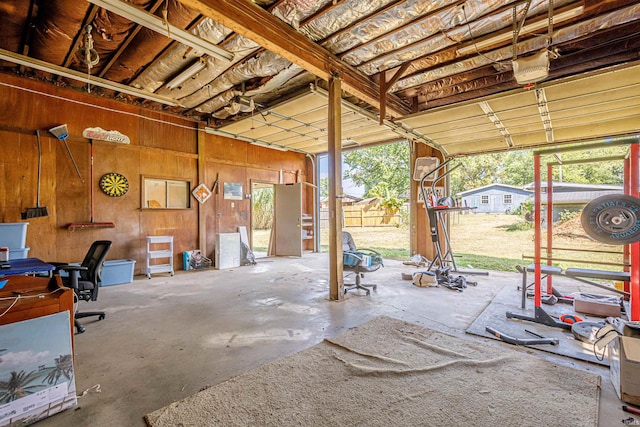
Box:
138, 149, 198, 273
214, 163, 249, 234
140, 208, 198, 271
0, 74, 148, 138
246, 145, 299, 172
206, 134, 248, 164
0, 143, 5, 222
51, 134, 117, 263
0, 74, 314, 275
248, 168, 279, 183
22, 133, 58, 261
204, 167, 220, 261
93, 142, 141, 262
140, 110, 197, 153
55, 135, 90, 221
1, 131, 27, 221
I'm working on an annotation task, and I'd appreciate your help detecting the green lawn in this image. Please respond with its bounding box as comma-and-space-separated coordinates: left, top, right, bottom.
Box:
252, 213, 625, 272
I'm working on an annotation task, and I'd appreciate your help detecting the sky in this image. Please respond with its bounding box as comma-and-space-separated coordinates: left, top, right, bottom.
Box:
318, 154, 365, 198
0, 311, 73, 378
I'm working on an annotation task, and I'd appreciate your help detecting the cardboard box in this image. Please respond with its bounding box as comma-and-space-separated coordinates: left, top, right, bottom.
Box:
574, 293, 621, 317
0, 312, 77, 424
610, 336, 640, 405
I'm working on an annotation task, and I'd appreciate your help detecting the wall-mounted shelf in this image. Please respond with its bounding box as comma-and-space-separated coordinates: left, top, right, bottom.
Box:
146, 236, 174, 278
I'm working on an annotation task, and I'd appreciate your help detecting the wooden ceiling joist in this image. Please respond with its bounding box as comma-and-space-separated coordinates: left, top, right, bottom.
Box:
178, 0, 411, 117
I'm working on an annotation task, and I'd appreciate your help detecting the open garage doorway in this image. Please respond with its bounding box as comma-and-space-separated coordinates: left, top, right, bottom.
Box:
317, 141, 411, 260
251, 181, 274, 258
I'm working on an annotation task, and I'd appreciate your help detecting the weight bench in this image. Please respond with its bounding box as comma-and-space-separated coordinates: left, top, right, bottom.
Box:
509, 265, 630, 330
564, 268, 630, 296
516, 264, 566, 309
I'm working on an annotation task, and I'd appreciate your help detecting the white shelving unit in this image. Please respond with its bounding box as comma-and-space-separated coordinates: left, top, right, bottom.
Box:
146, 236, 174, 279
301, 213, 314, 242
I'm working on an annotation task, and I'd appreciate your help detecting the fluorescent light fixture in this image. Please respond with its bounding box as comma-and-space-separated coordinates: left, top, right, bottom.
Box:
0, 48, 178, 106
88, 0, 234, 62
457, 5, 584, 55
166, 59, 206, 90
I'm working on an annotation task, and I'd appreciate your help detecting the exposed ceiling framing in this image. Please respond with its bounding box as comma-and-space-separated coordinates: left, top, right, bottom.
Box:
0, 0, 638, 155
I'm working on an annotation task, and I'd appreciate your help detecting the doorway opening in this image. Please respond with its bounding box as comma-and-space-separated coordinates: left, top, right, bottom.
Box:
317, 141, 411, 260
251, 181, 274, 258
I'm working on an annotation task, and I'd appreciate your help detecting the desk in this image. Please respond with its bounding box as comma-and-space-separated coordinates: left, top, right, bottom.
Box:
0, 257, 55, 276
0, 274, 74, 351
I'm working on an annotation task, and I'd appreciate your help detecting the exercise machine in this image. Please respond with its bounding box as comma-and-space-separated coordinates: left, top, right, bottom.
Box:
417, 159, 487, 286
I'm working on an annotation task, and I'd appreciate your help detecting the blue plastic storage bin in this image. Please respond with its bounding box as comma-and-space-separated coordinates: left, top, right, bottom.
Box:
0, 222, 28, 249
101, 259, 136, 286
8, 247, 30, 260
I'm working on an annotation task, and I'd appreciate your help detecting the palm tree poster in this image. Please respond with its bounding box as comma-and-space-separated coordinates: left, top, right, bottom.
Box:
0, 311, 76, 426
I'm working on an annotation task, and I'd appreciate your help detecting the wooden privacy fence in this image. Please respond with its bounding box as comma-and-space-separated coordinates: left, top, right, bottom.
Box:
320, 205, 402, 228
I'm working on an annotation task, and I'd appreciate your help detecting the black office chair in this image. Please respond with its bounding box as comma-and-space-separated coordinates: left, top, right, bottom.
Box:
342, 231, 383, 296
53, 240, 112, 334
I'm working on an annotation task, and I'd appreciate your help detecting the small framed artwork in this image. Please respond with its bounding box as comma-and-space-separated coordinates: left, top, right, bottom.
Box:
192, 183, 212, 204
223, 182, 243, 200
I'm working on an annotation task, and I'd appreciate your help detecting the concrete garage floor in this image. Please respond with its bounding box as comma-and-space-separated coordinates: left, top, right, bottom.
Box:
36, 253, 627, 426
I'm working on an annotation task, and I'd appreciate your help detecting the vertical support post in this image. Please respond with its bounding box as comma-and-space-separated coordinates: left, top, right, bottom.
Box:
534, 154, 542, 309
197, 124, 207, 252
328, 76, 344, 301
546, 164, 553, 294
409, 141, 418, 256
379, 78, 387, 126
624, 156, 631, 293
630, 143, 639, 320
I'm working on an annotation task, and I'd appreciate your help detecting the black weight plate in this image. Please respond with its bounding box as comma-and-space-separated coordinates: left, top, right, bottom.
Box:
581, 194, 640, 245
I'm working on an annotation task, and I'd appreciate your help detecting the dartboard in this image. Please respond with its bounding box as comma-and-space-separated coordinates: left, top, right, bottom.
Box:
99, 172, 129, 197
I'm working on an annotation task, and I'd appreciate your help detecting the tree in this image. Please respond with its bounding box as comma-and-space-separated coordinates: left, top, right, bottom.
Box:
449, 153, 504, 196
368, 182, 405, 210
343, 141, 410, 198
450, 146, 625, 196
252, 187, 274, 230
319, 177, 329, 198
544, 147, 625, 184
502, 150, 534, 186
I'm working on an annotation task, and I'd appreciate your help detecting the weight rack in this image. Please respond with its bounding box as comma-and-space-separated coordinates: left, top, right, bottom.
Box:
507, 135, 640, 327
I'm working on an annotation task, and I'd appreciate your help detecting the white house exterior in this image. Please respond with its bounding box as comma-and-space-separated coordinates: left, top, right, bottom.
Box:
457, 184, 532, 213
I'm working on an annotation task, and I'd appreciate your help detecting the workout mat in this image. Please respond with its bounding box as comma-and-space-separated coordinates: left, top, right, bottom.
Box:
466, 279, 616, 366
